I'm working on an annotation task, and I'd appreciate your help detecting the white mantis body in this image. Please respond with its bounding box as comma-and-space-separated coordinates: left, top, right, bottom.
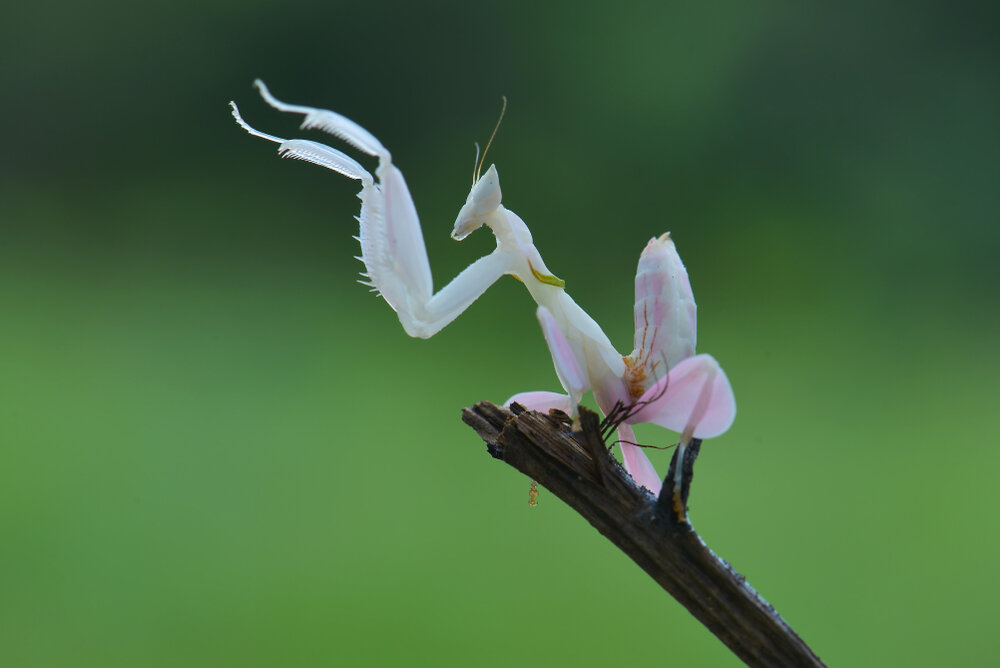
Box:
230, 80, 736, 502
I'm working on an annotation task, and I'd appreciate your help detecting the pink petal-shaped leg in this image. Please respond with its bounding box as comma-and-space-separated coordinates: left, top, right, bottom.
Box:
505, 390, 573, 414
618, 423, 662, 495
536, 305, 589, 411
629, 353, 736, 440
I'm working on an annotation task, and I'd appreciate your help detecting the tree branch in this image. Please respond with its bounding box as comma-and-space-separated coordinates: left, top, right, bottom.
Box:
461, 401, 825, 668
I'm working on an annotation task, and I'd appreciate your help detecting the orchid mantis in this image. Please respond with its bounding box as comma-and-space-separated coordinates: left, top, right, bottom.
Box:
230, 80, 736, 504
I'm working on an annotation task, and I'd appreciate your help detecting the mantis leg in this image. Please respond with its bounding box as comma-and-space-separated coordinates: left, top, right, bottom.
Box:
535, 305, 589, 412
396, 250, 513, 338
617, 423, 663, 495
516, 305, 665, 494
629, 353, 736, 440
231, 82, 515, 339
504, 391, 574, 415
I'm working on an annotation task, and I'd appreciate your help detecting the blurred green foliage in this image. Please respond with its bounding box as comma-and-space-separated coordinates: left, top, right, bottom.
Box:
1, 1, 998, 665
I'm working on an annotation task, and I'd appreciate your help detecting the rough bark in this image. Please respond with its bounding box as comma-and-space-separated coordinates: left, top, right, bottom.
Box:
461, 401, 825, 668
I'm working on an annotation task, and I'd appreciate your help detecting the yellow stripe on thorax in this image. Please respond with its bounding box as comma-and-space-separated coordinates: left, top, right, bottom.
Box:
528, 261, 565, 288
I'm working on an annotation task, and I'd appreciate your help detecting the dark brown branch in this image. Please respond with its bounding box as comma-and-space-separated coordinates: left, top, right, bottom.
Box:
462, 401, 825, 668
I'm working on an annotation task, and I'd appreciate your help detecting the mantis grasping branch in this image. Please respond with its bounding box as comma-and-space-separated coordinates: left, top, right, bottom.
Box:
230, 81, 736, 502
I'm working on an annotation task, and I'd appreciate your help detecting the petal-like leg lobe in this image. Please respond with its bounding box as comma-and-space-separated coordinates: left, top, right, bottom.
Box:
618, 422, 663, 495
630, 354, 736, 439
505, 391, 573, 415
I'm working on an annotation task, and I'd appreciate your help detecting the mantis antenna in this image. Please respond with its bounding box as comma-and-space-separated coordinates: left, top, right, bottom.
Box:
474, 96, 508, 183
471, 142, 481, 186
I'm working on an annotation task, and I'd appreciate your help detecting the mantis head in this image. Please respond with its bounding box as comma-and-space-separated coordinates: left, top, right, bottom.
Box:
452, 164, 502, 240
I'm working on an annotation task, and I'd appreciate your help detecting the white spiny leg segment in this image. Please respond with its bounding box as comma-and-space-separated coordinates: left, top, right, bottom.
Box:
278, 140, 373, 184
252, 79, 389, 160
230, 101, 285, 144
356, 162, 513, 338
232, 81, 515, 340
230, 102, 372, 185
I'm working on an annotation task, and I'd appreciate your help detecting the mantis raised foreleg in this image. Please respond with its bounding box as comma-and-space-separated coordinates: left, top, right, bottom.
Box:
231, 80, 514, 339
231, 81, 736, 499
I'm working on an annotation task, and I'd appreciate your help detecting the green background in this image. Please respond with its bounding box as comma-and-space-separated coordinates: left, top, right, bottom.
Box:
2, 1, 998, 665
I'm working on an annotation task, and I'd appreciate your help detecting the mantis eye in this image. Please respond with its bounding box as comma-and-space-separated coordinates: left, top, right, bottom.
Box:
470, 164, 502, 213
452, 164, 503, 240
